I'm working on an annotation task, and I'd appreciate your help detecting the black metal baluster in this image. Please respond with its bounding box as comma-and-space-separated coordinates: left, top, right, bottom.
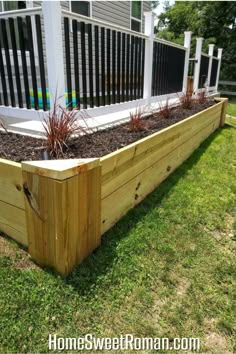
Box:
88, 23, 94, 108
140, 38, 145, 98
26, 16, 38, 110
126, 34, 130, 101
156, 42, 161, 95
72, 20, 80, 109
130, 35, 134, 100
9, 18, 22, 108
106, 28, 111, 105
159, 43, 164, 95
112, 30, 116, 104
101, 27, 105, 106
134, 36, 138, 100
1, 19, 15, 107
94, 25, 100, 106
152, 42, 157, 96
137, 37, 142, 98
121, 32, 126, 102
117, 31, 121, 103
81, 22, 87, 109
35, 15, 47, 110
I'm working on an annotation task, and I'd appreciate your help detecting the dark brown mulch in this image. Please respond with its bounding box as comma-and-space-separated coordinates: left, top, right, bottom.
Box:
0, 101, 215, 162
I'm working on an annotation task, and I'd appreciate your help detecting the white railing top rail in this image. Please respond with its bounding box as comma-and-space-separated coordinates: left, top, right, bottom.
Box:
201, 52, 210, 58
62, 9, 149, 40
154, 37, 186, 51
212, 55, 219, 60
0, 7, 42, 19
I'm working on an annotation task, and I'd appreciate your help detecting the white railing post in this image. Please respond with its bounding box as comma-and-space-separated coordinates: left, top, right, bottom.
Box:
207, 44, 214, 93
193, 37, 203, 94
143, 12, 155, 105
182, 31, 192, 93
215, 48, 223, 92
42, 1, 66, 109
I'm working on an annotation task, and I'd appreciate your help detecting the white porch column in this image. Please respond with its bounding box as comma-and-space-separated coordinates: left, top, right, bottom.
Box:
42, 1, 66, 108
143, 12, 155, 105
193, 37, 203, 94
182, 31, 192, 93
215, 48, 223, 92
207, 44, 214, 93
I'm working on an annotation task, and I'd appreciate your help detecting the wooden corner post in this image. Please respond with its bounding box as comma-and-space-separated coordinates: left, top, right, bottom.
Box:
21, 159, 101, 275
219, 97, 228, 127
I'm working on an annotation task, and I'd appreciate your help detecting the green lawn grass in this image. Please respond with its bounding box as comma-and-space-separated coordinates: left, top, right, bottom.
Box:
226, 97, 236, 116
0, 123, 235, 353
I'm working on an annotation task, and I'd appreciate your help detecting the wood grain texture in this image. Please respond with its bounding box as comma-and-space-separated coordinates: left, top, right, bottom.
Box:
215, 97, 228, 127
21, 158, 100, 180
0, 159, 25, 209
0, 200, 27, 246
22, 164, 101, 275
101, 104, 222, 199
101, 102, 223, 234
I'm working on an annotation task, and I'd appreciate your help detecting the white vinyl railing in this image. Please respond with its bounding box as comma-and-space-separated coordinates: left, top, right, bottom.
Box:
0, 1, 223, 122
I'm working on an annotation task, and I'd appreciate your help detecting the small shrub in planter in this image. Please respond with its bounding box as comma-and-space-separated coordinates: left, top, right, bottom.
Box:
158, 98, 172, 119
42, 103, 90, 157
128, 107, 145, 132
197, 90, 208, 104
179, 93, 193, 110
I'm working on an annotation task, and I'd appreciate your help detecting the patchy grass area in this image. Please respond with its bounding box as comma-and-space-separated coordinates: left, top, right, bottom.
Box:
0, 123, 235, 353
226, 97, 236, 116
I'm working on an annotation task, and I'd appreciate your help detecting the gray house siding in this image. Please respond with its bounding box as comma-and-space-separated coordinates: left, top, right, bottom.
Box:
33, 1, 151, 33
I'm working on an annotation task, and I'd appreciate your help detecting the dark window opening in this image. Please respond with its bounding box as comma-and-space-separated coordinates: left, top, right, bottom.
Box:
131, 19, 141, 32
71, 1, 90, 17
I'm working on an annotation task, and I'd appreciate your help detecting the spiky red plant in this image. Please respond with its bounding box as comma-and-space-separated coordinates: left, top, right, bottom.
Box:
42, 103, 89, 157
0, 118, 7, 133
197, 90, 208, 104
129, 107, 145, 132
179, 93, 193, 109
159, 98, 171, 119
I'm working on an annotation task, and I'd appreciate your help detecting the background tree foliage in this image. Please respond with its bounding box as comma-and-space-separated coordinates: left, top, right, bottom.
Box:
157, 1, 236, 80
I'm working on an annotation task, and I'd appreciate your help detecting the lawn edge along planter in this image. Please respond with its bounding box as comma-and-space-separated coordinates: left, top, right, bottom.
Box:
0, 97, 228, 275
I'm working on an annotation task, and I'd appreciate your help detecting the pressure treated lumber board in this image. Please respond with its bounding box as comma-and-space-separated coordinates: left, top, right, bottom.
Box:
101, 103, 222, 199
22, 164, 101, 275
101, 111, 221, 234
21, 158, 99, 180
0, 200, 28, 246
0, 159, 25, 209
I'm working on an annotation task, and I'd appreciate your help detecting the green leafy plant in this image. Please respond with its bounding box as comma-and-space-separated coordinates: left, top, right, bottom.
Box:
42, 103, 90, 157
129, 107, 145, 132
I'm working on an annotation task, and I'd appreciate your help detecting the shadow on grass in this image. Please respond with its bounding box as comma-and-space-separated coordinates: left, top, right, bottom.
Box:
64, 125, 233, 294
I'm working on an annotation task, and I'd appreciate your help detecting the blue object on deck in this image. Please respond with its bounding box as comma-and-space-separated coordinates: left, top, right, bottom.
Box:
30, 89, 78, 109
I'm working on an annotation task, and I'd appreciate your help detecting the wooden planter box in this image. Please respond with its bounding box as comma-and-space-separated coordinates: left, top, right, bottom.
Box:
0, 98, 228, 275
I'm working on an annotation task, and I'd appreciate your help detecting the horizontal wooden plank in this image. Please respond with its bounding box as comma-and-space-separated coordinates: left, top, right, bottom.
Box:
101, 115, 220, 234
219, 80, 236, 86
0, 200, 28, 247
101, 103, 222, 199
0, 158, 25, 209
101, 102, 222, 177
